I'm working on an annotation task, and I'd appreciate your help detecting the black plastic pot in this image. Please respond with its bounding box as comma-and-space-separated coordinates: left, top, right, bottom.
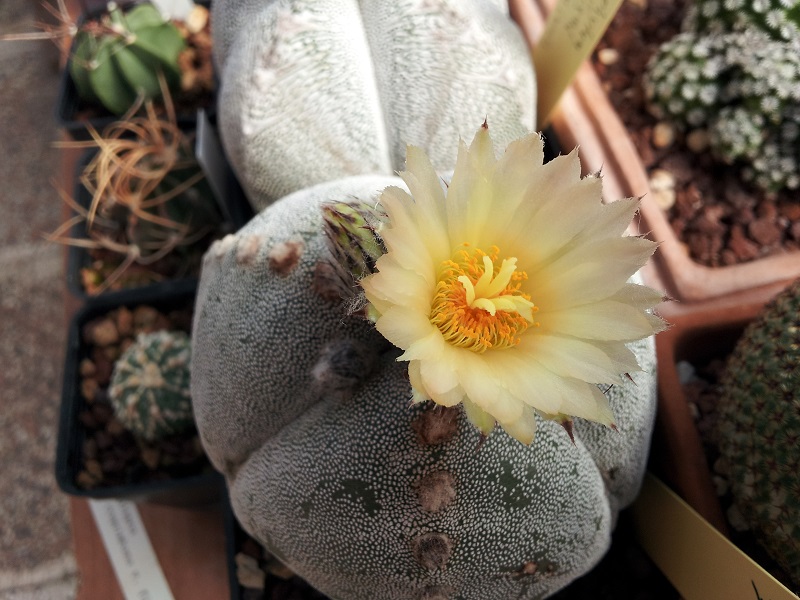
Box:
55, 1, 215, 141
64, 142, 251, 301
55, 279, 223, 506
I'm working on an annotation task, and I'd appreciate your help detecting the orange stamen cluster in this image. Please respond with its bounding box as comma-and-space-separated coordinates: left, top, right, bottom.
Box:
430, 245, 537, 353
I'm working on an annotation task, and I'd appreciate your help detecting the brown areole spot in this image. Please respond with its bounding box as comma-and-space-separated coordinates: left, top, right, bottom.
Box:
417, 471, 456, 513
411, 532, 452, 571
411, 405, 460, 446
236, 234, 266, 266
268, 239, 304, 276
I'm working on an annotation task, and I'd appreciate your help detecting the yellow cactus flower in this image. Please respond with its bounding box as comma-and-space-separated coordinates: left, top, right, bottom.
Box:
360, 123, 666, 444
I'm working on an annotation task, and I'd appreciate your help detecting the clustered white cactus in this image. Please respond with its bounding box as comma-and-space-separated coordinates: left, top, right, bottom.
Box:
644, 0, 800, 192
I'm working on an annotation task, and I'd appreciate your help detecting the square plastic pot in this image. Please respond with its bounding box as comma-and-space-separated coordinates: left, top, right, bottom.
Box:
55, 279, 223, 506
55, 1, 215, 141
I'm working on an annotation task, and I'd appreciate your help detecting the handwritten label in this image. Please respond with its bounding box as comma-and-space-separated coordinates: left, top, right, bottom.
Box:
532, 0, 623, 129
89, 500, 175, 600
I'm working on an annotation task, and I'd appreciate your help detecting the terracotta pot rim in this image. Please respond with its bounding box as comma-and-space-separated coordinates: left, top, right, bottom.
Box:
508, 0, 800, 306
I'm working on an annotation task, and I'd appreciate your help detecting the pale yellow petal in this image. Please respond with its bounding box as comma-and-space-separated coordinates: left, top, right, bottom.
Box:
361, 255, 432, 314
445, 139, 495, 244
483, 352, 563, 415
457, 354, 522, 423
462, 398, 495, 436
533, 237, 657, 310
397, 329, 445, 362
508, 176, 605, 266
591, 340, 644, 375
491, 132, 546, 217
581, 197, 641, 239
557, 382, 615, 426
609, 282, 667, 310
378, 188, 438, 286
419, 352, 461, 396
399, 147, 451, 262
408, 361, 429, 403
499, 405, 537, 445
374, 305, 435, 351
499, 150, 584, 249
518, 333, 621, 384
429, 384, 466, 408
539, 300, 662, 341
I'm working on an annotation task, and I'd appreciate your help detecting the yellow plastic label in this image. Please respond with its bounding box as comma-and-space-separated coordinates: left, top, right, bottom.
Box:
532, 0, 623, 129
633, 474, 799, 600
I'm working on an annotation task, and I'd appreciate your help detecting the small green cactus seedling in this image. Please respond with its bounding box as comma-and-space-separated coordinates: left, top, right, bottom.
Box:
70, 2, 186, 115
644, 8, 800, 192
716, 278, 800, 587
109, 330, 194, 442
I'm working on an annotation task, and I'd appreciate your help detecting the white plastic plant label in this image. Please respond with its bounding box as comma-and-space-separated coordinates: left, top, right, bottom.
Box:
150, 0, 195, 21
89, 499, 175, 600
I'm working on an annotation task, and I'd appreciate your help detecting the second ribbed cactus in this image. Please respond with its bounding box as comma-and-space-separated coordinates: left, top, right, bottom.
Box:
70, 2, 186, 115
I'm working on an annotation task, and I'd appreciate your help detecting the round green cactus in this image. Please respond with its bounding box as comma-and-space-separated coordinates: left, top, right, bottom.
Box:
109, 330, 194, 442
211, 0, 536, 210
644, 28, 800, 191
190, 175, 659, 599
716, 278, 800, 587
70, 2, 186, 115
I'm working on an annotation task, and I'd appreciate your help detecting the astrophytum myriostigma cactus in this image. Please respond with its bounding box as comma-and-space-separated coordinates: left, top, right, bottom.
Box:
191, 125, 665, 599
211, 0, 536, 210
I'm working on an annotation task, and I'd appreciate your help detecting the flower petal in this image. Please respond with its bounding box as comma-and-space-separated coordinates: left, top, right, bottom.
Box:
533, 237, 657, 310
419, 351, 461, 396
518, 333, 622, 384
361, 255, 432, 314
374, 305, 436, 351
445, 137, 496, 244
463, 398, 495, 436
557, 383, 615, 426
457, 353, 522, 423
499, 404, 537, 445
540, 299, 663, 341
483, 352, 563, 415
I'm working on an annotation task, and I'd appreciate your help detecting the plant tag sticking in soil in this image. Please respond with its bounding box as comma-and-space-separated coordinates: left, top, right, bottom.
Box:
89, 499, 175, 600
533, 0, 623, 129
633, 474, 799, 600
195, 109, 236, 223
150, 0, 195, 21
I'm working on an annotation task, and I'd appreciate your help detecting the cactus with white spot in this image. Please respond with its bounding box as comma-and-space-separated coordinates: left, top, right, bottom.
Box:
683, 0, 800, 43
109, 330, 194, 442
644, 7, 800, 191
190, 164, 661, 598
210, 0, 536, 210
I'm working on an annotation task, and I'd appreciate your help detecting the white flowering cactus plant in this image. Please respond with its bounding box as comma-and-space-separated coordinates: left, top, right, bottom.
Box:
191, 123, 666, 599
211, 0, 535, 210
644, 0, 800, 192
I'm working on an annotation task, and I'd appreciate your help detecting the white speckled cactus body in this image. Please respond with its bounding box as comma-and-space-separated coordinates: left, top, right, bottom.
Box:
212, 0, 536, 210
191, 175, 659, 599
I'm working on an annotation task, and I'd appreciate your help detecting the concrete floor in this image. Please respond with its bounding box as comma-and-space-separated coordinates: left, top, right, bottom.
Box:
0, 1, 79, 597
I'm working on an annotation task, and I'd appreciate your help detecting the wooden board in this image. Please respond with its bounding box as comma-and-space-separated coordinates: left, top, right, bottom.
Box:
70, 498, 230, 600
